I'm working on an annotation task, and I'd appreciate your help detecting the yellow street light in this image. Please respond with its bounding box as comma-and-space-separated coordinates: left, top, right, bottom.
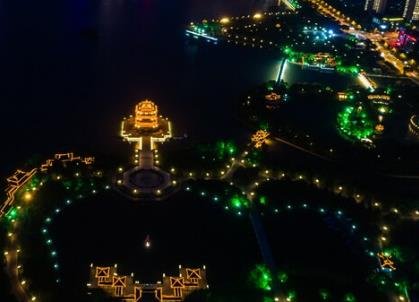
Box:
220, 17, 230, 24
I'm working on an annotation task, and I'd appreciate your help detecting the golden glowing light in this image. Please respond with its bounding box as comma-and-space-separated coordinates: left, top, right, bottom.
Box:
368, 94, 391, 101
375, 124, 384, 133
265, 92, 281, 101
220, 17, 230, 24
378, 252, 396, 270
253, 13, 262, 19
121, 100, 172, 152
89, 264, 207, 301
135, 100, 159, 129
251, 130, 270, 148
23, 192, 32, 202
337, 92, 348, 101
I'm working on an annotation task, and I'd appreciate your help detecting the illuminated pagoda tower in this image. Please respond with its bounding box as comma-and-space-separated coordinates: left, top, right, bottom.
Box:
121, 99, 172, 151
119, 100, 172, 197
135, 100, 159, 129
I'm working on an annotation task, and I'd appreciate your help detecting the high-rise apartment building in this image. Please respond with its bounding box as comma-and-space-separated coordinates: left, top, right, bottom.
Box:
403, 0, 419, 21
364, 0, 388, 14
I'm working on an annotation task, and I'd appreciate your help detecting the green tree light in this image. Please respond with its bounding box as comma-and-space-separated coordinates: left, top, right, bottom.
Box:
259, 196, 268, 205
7, 208, 18, 221
278, 271, 288, 283
319, 289, 330, 300
287, 290, 297, 301
249, 264, 273, 291
337, 105, 374, 141
343, 293, 356, 302
229, 195, 250, 209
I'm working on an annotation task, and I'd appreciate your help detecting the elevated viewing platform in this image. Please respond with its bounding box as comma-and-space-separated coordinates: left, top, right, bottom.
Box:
121, 100, 172, 151
117, 100, 173, 198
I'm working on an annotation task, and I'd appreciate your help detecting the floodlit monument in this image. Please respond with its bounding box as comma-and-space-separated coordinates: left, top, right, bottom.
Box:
135, 100, 159, 129
118, 100, 172, 197
121, 99, 172, 151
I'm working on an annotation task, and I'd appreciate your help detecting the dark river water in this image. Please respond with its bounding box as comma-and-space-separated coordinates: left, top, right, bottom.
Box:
0, 0, 282, 174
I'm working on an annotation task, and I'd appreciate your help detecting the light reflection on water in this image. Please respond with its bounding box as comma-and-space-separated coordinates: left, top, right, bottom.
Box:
0, 0, 348, 172
0, 0, 278, 172
282, 61, 359, 89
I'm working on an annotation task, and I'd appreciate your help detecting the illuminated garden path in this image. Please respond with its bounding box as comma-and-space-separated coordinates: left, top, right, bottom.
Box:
119, 100, 172, 197
183, 158, 412, 300
0, 153, 96, 302
1, 145, 417, 301
183, 132, 419, 301
221, 150, 249, 180
138, 137, 154, 170
218, 147, 279, 291
5, 223, 30, 302
206, 145, 282, 295
1, 114, 418, 301
249, 210, 280, 295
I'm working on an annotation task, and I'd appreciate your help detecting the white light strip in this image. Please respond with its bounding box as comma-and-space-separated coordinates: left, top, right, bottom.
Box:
277, 59, 288, 82
357, 73, 375, 91
185, 30, 218, 41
